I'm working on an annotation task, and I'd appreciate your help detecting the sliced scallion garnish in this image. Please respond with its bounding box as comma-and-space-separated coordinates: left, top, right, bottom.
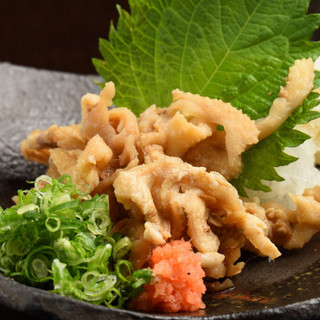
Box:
0, 175, 152, 308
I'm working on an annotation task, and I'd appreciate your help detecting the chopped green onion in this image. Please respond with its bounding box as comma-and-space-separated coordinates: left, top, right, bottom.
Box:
0, 175, 152, 308
49, 200, 79, 214
24, 246, 55, 283
17, 204, 39, 215
113, 237, 132, 261
32, 258, 49, 278
45, 217, 61, 232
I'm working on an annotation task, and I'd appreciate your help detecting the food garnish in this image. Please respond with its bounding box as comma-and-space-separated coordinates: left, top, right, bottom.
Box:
131, 239, 206, 313
0, 175, 152, 308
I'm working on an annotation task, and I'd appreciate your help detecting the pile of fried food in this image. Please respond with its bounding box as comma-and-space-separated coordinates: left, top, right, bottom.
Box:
21, 58, 320, 282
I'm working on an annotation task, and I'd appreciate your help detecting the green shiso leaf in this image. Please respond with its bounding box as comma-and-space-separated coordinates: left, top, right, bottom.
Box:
232, 92, 320, 196
0, 175, 152, 308
93, 0, 320, 194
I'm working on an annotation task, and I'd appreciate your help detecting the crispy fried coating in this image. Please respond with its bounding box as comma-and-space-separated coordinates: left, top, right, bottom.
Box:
256, 58, 314, 140
244, 185, 320, 251
21, 82, 140, 196
46, 135, 112, 192
20, 124, 85, 164
139, 91, 259, 180
113, 156, 280, 278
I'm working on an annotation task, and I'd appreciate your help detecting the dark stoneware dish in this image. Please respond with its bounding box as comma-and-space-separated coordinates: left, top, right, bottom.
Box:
1, 63, 320, 320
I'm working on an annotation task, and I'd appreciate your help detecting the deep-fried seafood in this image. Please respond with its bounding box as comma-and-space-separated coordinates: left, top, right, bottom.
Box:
256, 58, 314, 140
244, 185, 320, 251
113, 156, 280, 278
139, 91, 259, 179
20, 124, 85, 164
21, 82, 141, 194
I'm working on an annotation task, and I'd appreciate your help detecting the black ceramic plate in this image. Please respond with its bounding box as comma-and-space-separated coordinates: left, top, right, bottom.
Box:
1, 63, 320, 320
